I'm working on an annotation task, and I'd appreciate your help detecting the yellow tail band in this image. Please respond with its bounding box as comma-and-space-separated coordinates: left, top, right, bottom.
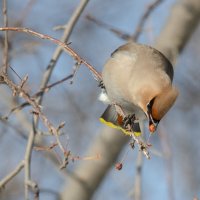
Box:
99, 118, 141, 137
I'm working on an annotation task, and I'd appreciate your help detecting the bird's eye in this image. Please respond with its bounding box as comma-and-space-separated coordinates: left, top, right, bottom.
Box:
147, 97, 156, 111
146, 97, 160, 132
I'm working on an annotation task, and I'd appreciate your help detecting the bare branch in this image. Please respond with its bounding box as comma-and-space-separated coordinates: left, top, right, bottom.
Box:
158, 126, 175, 200
0, 4, 92, 198
86, 15, 130, 40
42, 74, 73, 92
0, 73, 67, 158
131, 152, 143, 200
0, 161, 25, 190
24, 129, 35, 200
26, 180, 39, 200
2, 0, 9, 73
114, 104, 150, 159
0, 116, 27, 139
70, 62, 81, 84
34, 143, 58, 151
2, 74, 73, 120
0, 27, 101, 81
38, 0, 91, 105
86, 0, 163, 42
61, 127, 130, 200
131, 0, 164, 41
31, 0, 90, 152
0, 7, 92, 197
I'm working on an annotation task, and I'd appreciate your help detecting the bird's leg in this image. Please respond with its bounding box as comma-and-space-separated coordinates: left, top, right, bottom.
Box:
98, 80, 105, 89
122, 114, 136, 131
113, 104, 136, 131
114, 104, 137, 133
114, 104, 124, 116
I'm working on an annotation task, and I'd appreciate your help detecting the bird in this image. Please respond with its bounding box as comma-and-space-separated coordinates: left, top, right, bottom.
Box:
99, 42, 178, 135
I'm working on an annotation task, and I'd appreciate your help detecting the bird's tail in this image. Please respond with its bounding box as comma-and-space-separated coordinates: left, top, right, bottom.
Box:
99, 105, 141, 136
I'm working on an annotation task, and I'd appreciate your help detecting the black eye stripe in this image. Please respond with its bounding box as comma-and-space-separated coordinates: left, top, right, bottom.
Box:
147, 97, 160, 125
147, 97, 156, 110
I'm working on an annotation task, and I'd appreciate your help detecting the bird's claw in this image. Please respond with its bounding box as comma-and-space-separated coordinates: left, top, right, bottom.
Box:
122, 114, 136, 130
98, 80, 105, 89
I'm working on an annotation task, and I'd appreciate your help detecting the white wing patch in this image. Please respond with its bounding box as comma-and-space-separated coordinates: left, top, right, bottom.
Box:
98, 91, 110, 104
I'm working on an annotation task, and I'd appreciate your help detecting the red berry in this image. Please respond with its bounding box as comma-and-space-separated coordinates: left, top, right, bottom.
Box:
115, 162, 123, 170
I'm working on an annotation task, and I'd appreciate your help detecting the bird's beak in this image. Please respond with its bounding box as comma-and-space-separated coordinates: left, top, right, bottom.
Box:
148, 113, 159, 133
146, 101, 159, 133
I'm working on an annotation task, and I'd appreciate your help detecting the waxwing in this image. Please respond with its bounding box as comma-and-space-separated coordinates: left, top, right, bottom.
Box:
99, 42, 178, 135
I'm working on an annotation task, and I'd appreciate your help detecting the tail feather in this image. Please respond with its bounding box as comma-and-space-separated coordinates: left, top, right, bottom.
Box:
99, 105, 141, 136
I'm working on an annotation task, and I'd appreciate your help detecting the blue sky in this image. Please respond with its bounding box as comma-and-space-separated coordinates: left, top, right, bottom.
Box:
1, 0, 200, 200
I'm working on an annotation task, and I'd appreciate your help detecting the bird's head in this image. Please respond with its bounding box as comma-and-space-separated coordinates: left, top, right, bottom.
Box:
142, 86, 179, 133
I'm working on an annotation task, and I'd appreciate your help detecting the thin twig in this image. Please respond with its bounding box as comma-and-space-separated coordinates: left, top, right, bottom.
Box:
24, 129, 35, 199
3, 74, 73, 118
32, 0, 90, 145
70, 62, 81, 84
0, 1, 157, 160
34, 142, 58, 151
0, 160, 25, 189
26, 180, 39, 200
86, 15, 130, 40
30, 0, 91, 179
132, 152, 143, 200
2, 0, 9, 73
41, 74, 73, 92
114, 104, 150, 159
0, 27, 101, 81
0, 9, 92, 198
1, 73, 66, 154
159, 125, 175, 200
0, 116, 27, 139
131, 0, 164, 41
37, 0, 91, 107
3, 102, 29, 119
86, 0, 163, 42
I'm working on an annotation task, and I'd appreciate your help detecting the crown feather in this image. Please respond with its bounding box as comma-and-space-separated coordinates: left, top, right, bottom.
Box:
151, 86, 179, 121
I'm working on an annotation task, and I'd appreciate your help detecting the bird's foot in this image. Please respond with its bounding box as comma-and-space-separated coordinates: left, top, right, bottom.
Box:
98, 80, 105, 89
122, 114, 136, 130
